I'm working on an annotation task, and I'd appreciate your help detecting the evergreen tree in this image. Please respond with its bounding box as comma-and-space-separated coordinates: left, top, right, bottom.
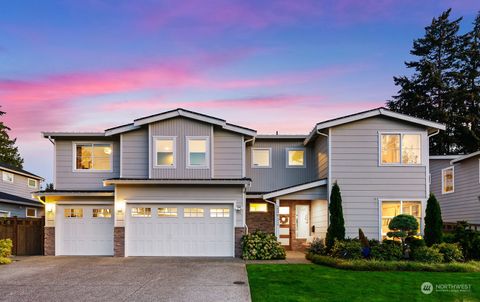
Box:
424, 193, 443, 246
0, 107, 24, 168
325, 182, 345, 251
387, 9, 463, 154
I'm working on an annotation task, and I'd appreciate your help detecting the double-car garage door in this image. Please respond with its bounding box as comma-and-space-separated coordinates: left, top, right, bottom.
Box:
55, 204, 234, 257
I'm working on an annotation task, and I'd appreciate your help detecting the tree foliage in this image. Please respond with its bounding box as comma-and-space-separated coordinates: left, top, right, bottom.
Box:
424, 193, 443, 246
0, 107, 23, 168
326, 182, 345, 251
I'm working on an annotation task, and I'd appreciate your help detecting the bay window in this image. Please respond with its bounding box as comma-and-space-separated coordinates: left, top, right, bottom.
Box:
380, 133, 421, 165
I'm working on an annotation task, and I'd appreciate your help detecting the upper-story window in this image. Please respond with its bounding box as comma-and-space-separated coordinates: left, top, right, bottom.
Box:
2, 171, 14, 183
442, 166, 454, 194
155, 137, 176, 168
74, 143, 112, 171
28, 178, 38, 188
252, 148, 271, 168
286, 148, 306, 168
187, 137, 209, 168
380, 133, 421, 165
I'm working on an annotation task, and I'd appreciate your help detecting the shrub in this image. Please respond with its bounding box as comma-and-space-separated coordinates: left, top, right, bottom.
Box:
405, 237, 426, 251
0, 239, 12, 258
241, 231, 286, 260
424, 193, 443, 246
432, 243, 463, 262
325, 183, 345, 251
412, 246, 443, 263
307, 238, 326, 255
371, 242, 403, 261
443, 232, 456, 243
331, 240, 362, 260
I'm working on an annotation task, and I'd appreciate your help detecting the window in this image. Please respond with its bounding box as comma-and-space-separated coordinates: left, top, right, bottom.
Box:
187, 137, 209, 167
74, 143, 112, 171
64, 208, 83, 218
0, 211, 10, 218
131, 207, 151, 217
442, 166, 454, 194
155, 137, 175, 167
252, 148, 271, 168
210, 208, 230, 218
380, 133, 421, 165
93, 208, 112, 218
2, 172, 13, 183
184, 208, 204, 217
287, 148, 305, 167
158, 208, 178, 217
28, 178, 37, 188
26, 208, 36, 217
381, 200, 422, 238
249, 203, 267, 212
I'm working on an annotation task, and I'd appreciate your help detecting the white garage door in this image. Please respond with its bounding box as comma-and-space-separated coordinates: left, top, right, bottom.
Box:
126, 204, 234, 257
56, 205, 114, 256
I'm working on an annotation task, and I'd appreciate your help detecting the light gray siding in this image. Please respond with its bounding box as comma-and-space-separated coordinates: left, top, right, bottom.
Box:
0, 202, 44, 218
329, 116, 429, 239
246, 139, 316, 193
430, 157, 480, 224
311, 199, 328, 239
314, 135, 328, 179
213, 129, 243, 178
279, 186, 328, 200
121, 128, 148, 178
0, 170, 39, 199
150, 117, 212, 179
55, 139, 120, 190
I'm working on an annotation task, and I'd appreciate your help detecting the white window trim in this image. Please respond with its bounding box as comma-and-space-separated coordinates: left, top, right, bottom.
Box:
186, 136, 210, 169
378, 199, 424, 239
0, 210, 10, 217
26, 208, 37, 218
286, 147, 306, 168
2, 171, 14, 183
153, 136, 177, 169
28, 178, 38, 188
72, 141, 114, 173
378, 131, 424, 166
441, 166, 455, 194
251, 148, 272, 168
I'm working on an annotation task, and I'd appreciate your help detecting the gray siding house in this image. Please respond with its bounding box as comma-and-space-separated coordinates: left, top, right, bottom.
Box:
430, 152, 480, 224
0, 162, 44, 218
34, 107, 445, 257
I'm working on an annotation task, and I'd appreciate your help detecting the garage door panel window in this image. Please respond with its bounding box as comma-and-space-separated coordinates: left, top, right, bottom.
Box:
93, 208, 112, 218
158, 208, 178, 217
131, 207, 152, 217
210, 208, 230, 218
65, 208, 83, 218
184, 208, 204, 217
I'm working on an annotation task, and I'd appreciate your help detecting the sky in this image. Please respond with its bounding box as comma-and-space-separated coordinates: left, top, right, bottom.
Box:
0, 0, 479, 184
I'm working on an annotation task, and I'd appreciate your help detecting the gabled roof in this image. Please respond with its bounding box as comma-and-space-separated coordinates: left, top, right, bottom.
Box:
450, 151, 480, 164
0, 191, 43, 207
304, 107, 446, 145
0, 162, 43, 180
263, 179, 327, 199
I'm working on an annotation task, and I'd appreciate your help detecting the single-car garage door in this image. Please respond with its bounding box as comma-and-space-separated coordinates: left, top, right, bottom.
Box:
126, 204, 234, 257
56, 205, 114, 256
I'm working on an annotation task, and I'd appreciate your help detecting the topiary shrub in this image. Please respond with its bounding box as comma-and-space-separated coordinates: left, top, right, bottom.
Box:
307, 238, 326, 255
443, 232, 456, 243
405, 237, 426, 252
325, 183, 345, 251
241, 231, 286, 260
412, 246, 443, 263
424, 193, 443, 246
0, 238, 13, 265
331, 240, 362, 260
433, 243, 463, 262
370, 241, 403, 261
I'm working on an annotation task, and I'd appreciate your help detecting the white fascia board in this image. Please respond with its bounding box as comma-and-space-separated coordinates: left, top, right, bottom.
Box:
223, 124, 257, 137
103, 179, 252, 186
133, 109, 225, 127
105, 124, 141, 136
42, 132, 105, 138
0, 167, 43, 180
379, 109, 446, 131
256, 135, 306, 139
430, 155, 461, 160
263, 179, 327, 199
133, 111, 181, 126
451, 151, 480, 164
32, 191, 114, 197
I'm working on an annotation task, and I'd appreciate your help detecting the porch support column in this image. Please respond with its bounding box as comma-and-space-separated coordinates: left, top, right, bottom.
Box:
274, 198, 280, 239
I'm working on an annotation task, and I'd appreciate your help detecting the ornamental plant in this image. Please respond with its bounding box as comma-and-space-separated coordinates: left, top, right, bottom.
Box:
424, 193, 443, 246
0, 238, 13, 265
325, 182, 345, 251
387, 214, 419, 257
241, 231, 286, 260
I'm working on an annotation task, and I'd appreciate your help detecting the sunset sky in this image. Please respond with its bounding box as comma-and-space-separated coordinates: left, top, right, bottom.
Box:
1, 0, 479, 183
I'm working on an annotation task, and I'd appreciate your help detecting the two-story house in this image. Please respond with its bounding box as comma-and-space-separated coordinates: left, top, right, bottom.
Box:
34, 107, 445, 257
0, 162, 44, 218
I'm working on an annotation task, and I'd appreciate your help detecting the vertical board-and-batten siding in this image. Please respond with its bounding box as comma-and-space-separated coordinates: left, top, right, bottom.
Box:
329, 116, 428, 239
121, 128, 149, 178
0, 171, 39, 200
55, 139, 120, 190
246, 139, 316, 192
213, 129, 243, 178
430, 157, 480, 224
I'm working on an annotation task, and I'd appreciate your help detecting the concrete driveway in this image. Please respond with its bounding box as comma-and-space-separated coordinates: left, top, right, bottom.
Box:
0, 256, 251, 302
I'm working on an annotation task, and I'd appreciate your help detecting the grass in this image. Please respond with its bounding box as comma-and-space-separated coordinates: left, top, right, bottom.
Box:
247, 264, 480, 302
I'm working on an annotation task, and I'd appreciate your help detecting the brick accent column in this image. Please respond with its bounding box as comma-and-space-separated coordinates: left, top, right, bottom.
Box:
44, 227, 55, 256
235, 227, 245, 258
114, 227, 125, 257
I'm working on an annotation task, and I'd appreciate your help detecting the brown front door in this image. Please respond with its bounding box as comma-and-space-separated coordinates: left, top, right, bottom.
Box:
279, 206, 291, 249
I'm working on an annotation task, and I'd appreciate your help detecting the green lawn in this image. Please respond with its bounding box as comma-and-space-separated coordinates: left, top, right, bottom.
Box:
247, 264, 480, 302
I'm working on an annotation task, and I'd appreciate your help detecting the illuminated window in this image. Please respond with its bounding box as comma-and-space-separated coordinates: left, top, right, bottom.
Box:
75, 143, 112, 171
442, 167, 454, 194
380, 133, 421, 165
64, 208, 83, 218
131, 207, 151, 217
158, 208, 178, 217
381, 200, 421, 238
155, 137, 175, 167
26, 208, 37, 218
287, 148, 305, 167
0, 211, 10, 218
2, 172, 13, 183
93, 208, 112, 218
249, 203, 267, 212
210, 208, 230, 218
187, 138, 208, 167
28, 178, 37, 188
184, 208, 204, 217
252, 148, 271, 168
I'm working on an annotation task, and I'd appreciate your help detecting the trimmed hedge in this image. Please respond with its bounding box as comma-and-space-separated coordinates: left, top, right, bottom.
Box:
0, 239, 12, 265
242, 231, 286, 260
306, 253, 480, 272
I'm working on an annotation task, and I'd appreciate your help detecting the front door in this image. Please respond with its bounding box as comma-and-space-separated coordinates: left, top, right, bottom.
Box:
278, 206, 291, 248
296, 205, 310, 239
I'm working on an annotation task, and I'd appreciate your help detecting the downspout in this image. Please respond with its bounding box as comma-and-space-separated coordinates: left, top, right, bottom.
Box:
243, 137, 255, 234
424, 128, 440, 236
263, 198, 279, 238
316, 128, 330, 228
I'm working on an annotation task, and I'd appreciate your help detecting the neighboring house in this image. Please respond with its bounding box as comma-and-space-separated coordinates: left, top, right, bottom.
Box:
0, 162, 44, 218
430, 152, 480, 225
33, 107, 445, 257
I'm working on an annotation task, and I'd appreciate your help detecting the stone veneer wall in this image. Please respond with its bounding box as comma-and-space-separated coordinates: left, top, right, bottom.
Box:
114, 227, 125, 257
44, 227, 55, 256
245, 199, 275, 234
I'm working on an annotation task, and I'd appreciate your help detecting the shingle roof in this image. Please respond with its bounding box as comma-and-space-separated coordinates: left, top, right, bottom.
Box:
0, 162, 43, 179
0, 191, 43, 207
